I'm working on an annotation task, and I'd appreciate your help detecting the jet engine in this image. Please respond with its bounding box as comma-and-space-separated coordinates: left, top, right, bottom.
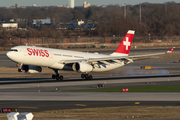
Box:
21, 65, 42, 73
72, 62, 93, 73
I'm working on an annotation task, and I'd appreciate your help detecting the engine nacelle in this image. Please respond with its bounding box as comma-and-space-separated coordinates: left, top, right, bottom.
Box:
22, 65, 42, 73
72, 62, 93, 73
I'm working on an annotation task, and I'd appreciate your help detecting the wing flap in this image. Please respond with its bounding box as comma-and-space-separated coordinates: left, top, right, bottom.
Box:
113, 60, 121, 63
100, 60, 110, 65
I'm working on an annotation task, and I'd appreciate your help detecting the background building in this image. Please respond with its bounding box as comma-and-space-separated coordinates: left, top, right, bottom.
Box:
32, 18, 51, 26
83, 1, 91, 8
68, 0, 74, 8
67, 20, 84, 29
32, 4, 37, 7
0, 22, 18, 30
15, 4, 20, 8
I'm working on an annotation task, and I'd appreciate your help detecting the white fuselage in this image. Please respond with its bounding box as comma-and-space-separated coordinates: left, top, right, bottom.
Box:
6, 46, 126, 73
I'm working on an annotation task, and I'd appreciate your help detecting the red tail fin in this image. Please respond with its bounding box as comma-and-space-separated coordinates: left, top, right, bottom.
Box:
111, 30, 135, 56
167, 47, 175, 53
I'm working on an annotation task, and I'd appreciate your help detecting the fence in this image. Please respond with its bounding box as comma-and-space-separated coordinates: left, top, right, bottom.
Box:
1, 36, 180, 50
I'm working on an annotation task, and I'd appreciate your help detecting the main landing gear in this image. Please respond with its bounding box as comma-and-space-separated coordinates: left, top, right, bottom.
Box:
52, 69, 63, 81
81, 74, 93, 80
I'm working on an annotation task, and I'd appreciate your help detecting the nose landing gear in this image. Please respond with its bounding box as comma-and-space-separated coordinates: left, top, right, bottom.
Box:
17, 63, 23, 72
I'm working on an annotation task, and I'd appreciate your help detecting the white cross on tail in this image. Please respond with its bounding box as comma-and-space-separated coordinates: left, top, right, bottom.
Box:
123, 37, 130, 50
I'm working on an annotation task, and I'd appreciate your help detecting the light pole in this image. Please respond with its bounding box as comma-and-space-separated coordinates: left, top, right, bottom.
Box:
124, 3, 126, 18
149, 34, 151, 41
140, 4, 141, 24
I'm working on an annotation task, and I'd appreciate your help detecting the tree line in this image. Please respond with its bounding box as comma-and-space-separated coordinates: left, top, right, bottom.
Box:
0, 2, 180, 39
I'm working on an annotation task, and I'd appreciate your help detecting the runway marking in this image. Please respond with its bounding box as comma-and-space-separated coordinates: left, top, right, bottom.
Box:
135, 102, 140, 105
75, 104, 87, 107
19, 106, 38, 109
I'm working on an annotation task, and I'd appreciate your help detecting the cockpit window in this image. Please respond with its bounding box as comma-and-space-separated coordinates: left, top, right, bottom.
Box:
10, 49, 18, 52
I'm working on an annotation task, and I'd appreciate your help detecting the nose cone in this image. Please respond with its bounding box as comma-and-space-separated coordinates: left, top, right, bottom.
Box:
6, 48, 23, 64
6, 51, 15, 61
6, 51, 10, 59
6, 51, 17, 61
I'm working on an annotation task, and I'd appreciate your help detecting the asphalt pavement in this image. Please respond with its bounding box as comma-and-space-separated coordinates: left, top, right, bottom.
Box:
0, 48, 180, 112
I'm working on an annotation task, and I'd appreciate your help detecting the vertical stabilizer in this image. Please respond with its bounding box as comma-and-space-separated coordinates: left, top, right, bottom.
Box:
111, 30, 135, 56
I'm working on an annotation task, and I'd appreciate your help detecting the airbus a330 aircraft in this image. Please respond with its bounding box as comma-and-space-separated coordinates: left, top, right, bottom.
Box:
6, 30, 175, 80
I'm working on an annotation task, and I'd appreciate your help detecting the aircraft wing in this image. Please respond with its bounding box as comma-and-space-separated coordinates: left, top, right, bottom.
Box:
58, 47, 174, 64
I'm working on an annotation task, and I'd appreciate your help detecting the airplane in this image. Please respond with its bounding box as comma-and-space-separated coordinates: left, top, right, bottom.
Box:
6, 30, 175, 81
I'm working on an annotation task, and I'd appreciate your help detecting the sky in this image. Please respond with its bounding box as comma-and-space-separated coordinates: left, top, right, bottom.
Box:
0, 0, 180, 7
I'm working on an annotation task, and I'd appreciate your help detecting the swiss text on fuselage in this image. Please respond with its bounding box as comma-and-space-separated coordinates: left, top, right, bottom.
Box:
27, 48, 49, 57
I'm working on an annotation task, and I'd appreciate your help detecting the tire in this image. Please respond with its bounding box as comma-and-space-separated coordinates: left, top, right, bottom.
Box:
56, 75, 60, 81
81, 74, 85, 78
85, 74, 89, 78
85, 76, 89, 80
18, 69, 22, 72
59, 76, 63, 81
52, 74, 56, 79
88, 75, 93, 80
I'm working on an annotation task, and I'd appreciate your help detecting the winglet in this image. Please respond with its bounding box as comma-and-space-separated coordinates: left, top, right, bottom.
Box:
167, 47, 175, 53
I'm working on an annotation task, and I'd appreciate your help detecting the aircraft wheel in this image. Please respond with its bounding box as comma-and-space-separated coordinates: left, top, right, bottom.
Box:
81, 74, 85, 78
85, 74, 90, 80
18, 69, 22, 72
59, 76, 63, 81
88, 75, 93, 80
52, 74, 56, 79
56, 74, 60, 81
85, 76, 89, 80
56, 76, 59, 81
85, 74, 89, 79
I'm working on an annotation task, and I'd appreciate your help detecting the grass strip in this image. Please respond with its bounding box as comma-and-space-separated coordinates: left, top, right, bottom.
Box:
1, 106, 180, 119
64, 85, 180, 92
